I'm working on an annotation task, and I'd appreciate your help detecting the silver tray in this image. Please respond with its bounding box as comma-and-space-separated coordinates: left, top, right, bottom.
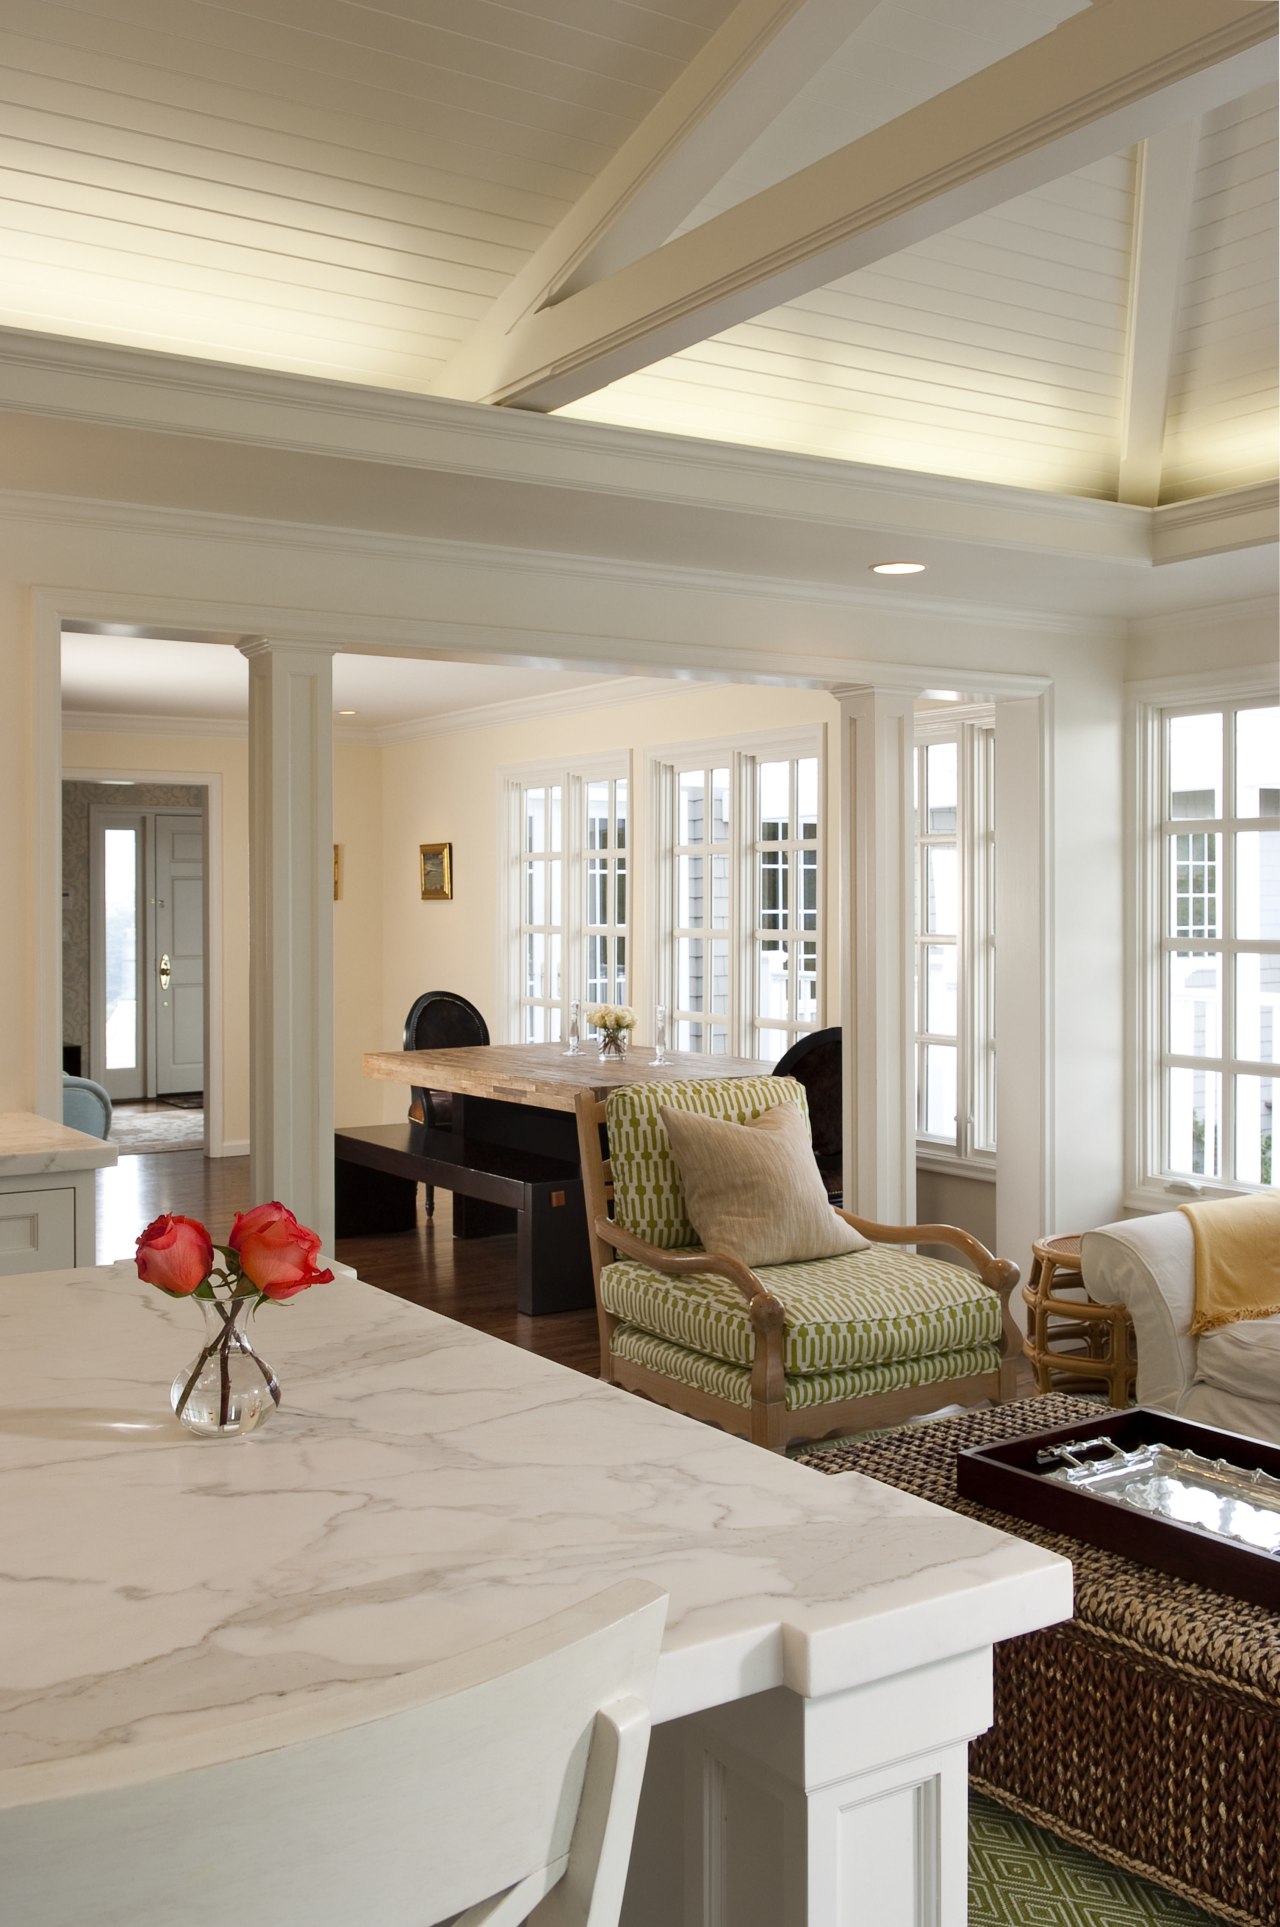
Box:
1035, 1436, 1280, 1559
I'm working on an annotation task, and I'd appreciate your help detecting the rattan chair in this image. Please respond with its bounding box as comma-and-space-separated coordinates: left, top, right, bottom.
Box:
575, 1076, 1021, 1454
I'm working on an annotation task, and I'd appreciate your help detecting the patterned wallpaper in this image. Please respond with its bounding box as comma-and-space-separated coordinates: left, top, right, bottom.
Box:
62, 782, 204, 1058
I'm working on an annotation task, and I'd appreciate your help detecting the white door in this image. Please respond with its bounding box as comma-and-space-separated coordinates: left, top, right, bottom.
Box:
153, 814, 205, 1095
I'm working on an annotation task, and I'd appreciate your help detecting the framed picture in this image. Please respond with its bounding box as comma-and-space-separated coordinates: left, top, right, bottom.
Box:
420, 841, 453, 901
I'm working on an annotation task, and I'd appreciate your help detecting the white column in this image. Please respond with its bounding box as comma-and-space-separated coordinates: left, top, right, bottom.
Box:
834, 685, 916, 1225
993, 695, 1049, 1290
624, 1650, 990, 1926
238, 639, 337, 1250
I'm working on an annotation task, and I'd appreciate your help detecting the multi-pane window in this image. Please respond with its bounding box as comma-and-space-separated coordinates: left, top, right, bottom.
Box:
512, 768, 629, 1043
753, 757, 819, 1060
913, 718, 996, 1162
671, 764, 731, 1052
517, 782, 563, 1042
1159, 700, 1278, 1188
583, 776, 628, 1020
658, 742, 823, 1057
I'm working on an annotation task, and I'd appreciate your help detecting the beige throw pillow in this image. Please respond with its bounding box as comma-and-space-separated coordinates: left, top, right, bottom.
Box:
659, 1100, 869, 1269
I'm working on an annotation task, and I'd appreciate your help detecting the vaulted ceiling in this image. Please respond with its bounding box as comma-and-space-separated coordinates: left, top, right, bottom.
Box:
3, 0, 1276, 512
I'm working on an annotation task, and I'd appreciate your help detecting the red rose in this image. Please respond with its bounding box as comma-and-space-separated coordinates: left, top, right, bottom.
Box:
136, 1214, 214, 1297
229, 1202, 333, 1301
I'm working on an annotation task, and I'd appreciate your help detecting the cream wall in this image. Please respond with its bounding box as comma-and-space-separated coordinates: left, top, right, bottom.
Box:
61, 726, 384, 1149
372, 683, 843, 1120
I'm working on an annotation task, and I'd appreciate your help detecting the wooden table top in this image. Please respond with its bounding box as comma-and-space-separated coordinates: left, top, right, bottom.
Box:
362, 1042, 776, 1114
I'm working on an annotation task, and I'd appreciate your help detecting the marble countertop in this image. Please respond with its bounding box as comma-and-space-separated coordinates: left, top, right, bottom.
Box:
0, 1265, 1071, 1804
0, 1110, 117, 1174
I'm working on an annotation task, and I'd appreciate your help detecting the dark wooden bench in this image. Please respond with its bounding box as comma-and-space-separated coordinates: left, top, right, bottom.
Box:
334, 1120, 592, 1315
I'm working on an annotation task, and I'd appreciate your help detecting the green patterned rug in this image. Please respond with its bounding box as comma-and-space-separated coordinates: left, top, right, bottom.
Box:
969, 1794, 1219, 1925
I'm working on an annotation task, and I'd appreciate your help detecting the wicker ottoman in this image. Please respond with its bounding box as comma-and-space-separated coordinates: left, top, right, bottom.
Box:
797, 1394, 1280, 1927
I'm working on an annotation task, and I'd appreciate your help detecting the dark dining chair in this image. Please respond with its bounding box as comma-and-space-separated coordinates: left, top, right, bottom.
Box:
771, 1026, 842, 1204
403, 991, 490, 1217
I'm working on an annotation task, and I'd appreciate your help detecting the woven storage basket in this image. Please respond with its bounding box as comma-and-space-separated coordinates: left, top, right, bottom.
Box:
797, 1393, 1280, 1927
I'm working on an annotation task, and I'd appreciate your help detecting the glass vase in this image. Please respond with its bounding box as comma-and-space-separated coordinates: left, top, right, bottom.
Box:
598, 1028, 628, 1060
171, 1296, 281, 1438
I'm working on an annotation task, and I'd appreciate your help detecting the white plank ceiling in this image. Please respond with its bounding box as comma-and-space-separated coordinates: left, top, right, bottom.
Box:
1, 0, 1275, 507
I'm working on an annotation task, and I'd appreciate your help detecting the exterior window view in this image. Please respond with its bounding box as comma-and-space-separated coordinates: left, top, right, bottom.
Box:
4, 5, 1279, 1925
1163, 701, 1279, 1187
914, 718, 997, 1164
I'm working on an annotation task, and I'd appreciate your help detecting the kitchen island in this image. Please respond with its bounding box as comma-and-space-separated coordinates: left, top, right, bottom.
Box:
0, 1263, 1071, 1925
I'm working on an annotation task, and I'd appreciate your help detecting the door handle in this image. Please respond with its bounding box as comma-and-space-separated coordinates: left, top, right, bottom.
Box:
158, 953, 172, 990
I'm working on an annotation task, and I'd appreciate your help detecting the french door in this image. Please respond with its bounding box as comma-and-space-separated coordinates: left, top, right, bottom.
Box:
90, 808, 204, 1100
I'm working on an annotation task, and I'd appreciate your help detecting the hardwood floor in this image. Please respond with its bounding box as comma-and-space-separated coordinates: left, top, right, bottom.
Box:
96, 1151, 602, 1377
97, 1153, 1035, 1397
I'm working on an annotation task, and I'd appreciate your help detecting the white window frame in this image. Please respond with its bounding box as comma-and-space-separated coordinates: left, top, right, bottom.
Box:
913, 708, 996, 1177
502, 755, 629, 1044
648, 728, 825, 1059
1129, 672, 1279, 1207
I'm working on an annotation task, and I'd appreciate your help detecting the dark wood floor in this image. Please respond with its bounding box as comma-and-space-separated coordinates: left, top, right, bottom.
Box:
98, 1151, 1035, 1396
96, 1149, 602, 1377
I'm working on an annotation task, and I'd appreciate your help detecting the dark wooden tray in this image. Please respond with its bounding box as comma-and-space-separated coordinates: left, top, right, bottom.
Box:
957, 1406, 1280, 1608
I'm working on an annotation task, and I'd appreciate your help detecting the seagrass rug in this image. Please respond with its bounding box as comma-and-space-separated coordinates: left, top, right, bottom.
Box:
969, 1792, 1218, 1925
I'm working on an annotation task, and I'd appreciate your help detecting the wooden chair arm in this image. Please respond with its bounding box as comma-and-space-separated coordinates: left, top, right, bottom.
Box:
834, 1212, 1020, 1299
592, 1218, 785, 1330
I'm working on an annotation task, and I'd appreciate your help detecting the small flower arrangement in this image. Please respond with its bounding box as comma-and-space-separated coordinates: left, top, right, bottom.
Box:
136, 1202, 334, 1304
584, 1003, 637, 1034
136, 1204, 333, 1436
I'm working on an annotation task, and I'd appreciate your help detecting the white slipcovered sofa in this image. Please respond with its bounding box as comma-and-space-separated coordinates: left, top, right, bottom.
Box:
1081, 1209, 1280, 1446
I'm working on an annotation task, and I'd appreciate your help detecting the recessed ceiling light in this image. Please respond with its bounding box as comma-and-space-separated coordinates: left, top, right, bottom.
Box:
98, 779, 136, 786
870, 561, 926, 575
337, 709, 357, 716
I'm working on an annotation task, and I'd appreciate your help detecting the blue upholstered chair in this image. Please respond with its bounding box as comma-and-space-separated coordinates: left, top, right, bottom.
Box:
62, 1072, 112, 1139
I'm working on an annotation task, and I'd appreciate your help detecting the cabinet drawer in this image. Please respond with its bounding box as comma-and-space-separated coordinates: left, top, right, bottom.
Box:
0, 1187, 76, 1274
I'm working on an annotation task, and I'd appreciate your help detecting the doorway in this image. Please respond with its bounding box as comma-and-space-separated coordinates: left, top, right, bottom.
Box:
89, 804, 205, 1101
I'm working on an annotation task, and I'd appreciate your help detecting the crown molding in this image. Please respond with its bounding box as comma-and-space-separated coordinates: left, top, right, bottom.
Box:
0, 326, 1157, 562
5, 487, 1117, 641
1127, 591, 1280, 642
1152, 481, 1279, 563
60, 681, 675, 747
61, 709, 248, 741
371, 676, 682, 746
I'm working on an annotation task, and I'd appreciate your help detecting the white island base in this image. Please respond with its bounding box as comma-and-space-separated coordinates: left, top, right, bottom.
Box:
0, 1267, 1071, 1927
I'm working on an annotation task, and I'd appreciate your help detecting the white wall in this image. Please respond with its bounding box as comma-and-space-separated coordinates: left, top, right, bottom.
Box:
372, 683, 843, 1119
61, 726, 384, 1149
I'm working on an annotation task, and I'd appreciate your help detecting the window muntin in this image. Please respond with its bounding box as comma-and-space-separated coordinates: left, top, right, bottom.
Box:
751, 756, 820, 1062
913, 719, 995, 1162
513, 768, 628, 1043
670, 765, 730, 1053
1158, 698, 1278, 1190
658, 742, 823, 1058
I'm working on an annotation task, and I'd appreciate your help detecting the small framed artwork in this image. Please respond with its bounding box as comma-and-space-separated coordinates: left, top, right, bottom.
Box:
420, 841, 453, 901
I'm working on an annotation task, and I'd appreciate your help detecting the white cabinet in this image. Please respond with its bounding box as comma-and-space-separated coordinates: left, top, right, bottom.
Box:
0, 1114, 117, 1273
0, 1185, 78, 1274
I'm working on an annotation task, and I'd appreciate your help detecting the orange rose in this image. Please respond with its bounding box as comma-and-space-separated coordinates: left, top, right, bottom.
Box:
136, 1214, 214, 1297
229, 1202, 333, 1301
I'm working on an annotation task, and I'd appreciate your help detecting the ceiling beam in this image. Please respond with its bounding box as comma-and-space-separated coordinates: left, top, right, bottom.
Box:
436, 0, 870, 402
1117, 122, 1202, 507
438, 0, 1275, 413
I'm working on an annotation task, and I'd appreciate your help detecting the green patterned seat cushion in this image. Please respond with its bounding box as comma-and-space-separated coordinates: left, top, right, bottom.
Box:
600, 1245, 1000, 1374
606, 1075, 808, 1248
611, 1325, 1001, 1410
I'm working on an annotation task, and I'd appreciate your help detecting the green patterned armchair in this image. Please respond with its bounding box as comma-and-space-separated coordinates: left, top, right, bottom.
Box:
575, 1076, 1021, 1453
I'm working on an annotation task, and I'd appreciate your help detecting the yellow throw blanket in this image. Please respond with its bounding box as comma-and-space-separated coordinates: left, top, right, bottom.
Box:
1181, 1192, 1280, 1335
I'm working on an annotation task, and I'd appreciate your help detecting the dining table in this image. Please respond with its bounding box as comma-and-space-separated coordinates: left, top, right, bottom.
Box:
0, 1260, 1072, 1926
349, 1042, 777, 1313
